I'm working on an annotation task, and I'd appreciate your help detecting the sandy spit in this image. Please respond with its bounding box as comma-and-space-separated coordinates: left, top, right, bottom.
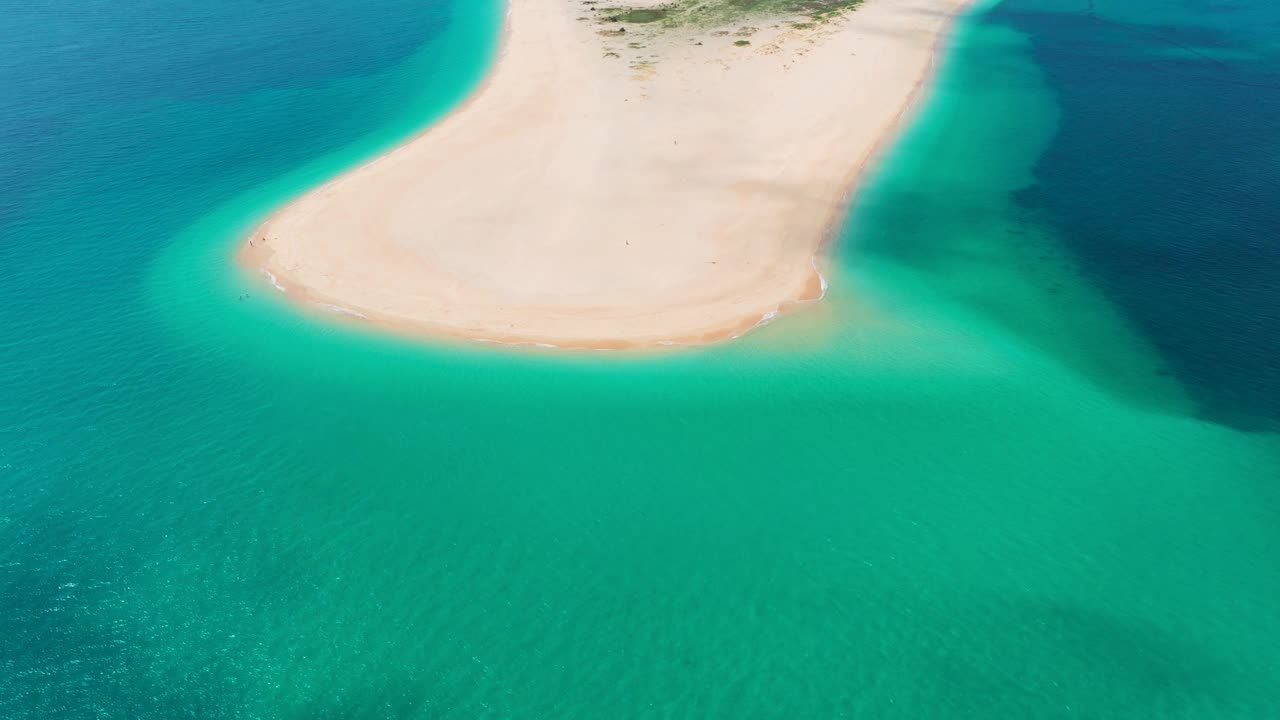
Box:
241, 0, 975, 349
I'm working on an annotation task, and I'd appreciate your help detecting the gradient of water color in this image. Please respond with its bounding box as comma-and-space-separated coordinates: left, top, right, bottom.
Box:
2, 0, 1278, 717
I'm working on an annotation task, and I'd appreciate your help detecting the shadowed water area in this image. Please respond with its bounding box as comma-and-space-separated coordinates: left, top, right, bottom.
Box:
1, 0, 1278, 717
1008, 0, 1280, 430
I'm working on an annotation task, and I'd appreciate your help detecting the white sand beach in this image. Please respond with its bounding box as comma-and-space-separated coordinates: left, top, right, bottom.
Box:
242, 0, 973, 348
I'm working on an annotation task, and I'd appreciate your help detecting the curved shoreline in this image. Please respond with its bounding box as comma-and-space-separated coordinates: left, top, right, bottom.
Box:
240, 0, 977, 350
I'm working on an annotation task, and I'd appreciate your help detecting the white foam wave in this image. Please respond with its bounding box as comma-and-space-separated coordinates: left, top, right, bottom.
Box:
261, 269, 286, 293
757, 309, 780, 326
317, 303, 368, 319
811, 258, 829, 298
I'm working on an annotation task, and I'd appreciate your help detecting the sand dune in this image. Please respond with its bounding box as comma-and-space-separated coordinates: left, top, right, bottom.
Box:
242, 0, 973, 348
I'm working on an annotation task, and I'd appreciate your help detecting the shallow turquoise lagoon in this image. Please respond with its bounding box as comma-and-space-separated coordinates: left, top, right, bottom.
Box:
2, 0, 1278, 717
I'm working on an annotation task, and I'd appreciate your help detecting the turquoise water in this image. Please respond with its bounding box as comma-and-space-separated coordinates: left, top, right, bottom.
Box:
3, 0, 1279, 717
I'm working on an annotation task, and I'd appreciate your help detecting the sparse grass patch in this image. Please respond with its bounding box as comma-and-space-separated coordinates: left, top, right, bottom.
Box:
617, 8, 670, 22
593, 0, 864, 31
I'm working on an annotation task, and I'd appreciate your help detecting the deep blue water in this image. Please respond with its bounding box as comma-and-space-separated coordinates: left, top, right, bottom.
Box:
1004, 0, 1280, 429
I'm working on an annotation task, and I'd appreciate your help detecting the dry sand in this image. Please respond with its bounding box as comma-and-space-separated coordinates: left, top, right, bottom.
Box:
242, 0, 974, 348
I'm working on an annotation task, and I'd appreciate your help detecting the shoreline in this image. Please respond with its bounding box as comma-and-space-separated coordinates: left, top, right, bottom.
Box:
240, 0, 978, 350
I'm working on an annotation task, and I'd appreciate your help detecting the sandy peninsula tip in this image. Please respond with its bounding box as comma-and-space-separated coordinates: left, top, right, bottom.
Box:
240, 0, 974, 349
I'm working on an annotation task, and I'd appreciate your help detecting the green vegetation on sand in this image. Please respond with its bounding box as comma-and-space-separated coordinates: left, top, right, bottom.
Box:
590, 0, 864, 30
